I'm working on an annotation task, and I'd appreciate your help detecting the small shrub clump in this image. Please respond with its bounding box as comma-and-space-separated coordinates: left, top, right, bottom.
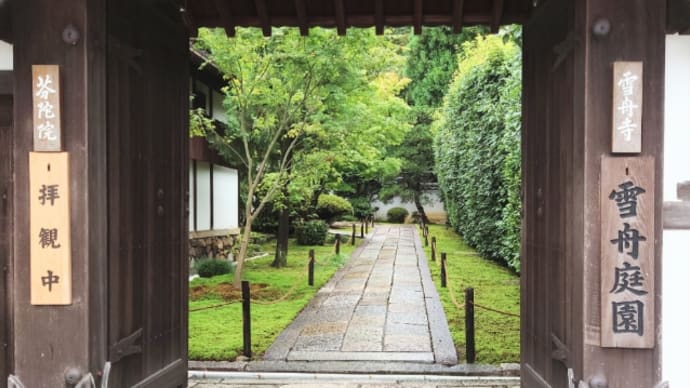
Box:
294, 220, 329, 246
387, 207, 409, 223
195, 259, 234, 278
316, 194, 354, 224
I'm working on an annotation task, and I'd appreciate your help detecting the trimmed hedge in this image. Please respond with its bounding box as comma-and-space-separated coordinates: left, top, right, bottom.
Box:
387, 207, 409, 223
434, 34, 521, 272
196, 259, 234, 278
295, 220, 329, 246
316, 194, 354, 224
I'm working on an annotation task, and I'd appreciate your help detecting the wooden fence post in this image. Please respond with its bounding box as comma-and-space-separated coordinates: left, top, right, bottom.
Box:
308, 249, 315, 286
365, 220, 369, 234
441, 252, 447, 288
465, 287, 476, 363
431, 237, 436, 262
335, 233, 341, 255
351, 224, 356, 245
371, 216, 375, 228
242, 280, 252, 358
360, 222, 364, 238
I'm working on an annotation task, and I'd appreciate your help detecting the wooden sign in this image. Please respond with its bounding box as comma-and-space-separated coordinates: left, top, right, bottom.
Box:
611, 62, 643, 154
32, 65, 61, 151
30, 152, 71, 305
600, 156, 654, 348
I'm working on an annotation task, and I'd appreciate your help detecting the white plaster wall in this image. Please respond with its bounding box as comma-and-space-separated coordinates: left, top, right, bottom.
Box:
195, 161, 212, 231
212, 90, 228, 123
0, 41, 12, 70
213, 165, 239, 229
372, 190, 445, 221
189, 164, 195, 231
662, 34, 690, 387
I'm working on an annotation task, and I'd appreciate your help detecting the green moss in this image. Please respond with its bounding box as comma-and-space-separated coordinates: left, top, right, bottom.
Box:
424, 224, 520, 364
189, 238, 358, 360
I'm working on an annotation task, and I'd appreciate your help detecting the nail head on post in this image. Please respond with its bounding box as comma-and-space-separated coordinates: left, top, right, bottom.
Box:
592, 18, 611, 38
62, 24, 81, 45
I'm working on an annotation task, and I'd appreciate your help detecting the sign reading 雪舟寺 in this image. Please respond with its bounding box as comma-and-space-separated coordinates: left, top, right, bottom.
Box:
611, 62, 643, 154
32, 65, 61, 152
601, 156, 654, 348
30, 152, 71, 305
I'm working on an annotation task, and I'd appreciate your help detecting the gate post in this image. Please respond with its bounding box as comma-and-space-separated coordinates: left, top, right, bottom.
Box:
9, 1, 107, 386
522, 0, 665, 386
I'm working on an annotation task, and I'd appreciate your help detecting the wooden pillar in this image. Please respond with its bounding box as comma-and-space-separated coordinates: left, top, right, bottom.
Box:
522, 0, 664, 386
10, 1, 107, 386
580, 1, 664, 386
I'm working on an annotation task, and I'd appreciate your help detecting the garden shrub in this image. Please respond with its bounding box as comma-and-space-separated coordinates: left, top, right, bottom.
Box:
316, 194, 354, 224
433, 34, 522, 272
195, 259, 234, 278
387, 207, 409, 223
295, 220, 329, 245
350, 197, 374, 220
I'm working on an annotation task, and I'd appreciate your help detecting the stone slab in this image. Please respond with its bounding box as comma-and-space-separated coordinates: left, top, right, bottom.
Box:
287, 351, 434, 363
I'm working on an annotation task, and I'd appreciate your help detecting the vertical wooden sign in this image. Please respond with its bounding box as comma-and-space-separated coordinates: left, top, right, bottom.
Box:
30, 152, 72, 305
600, 156, 654, 348
32, 65, 62, 152
611, 62, 643, 154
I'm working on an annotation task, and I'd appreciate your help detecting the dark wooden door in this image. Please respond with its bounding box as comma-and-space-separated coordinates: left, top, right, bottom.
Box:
521, 0, 578, 386
105, 2, 188, 386
0, 92, 12, 386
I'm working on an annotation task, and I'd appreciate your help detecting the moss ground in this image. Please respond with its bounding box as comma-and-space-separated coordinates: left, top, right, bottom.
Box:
422, 224, 520, 364
188, 237, 358, 360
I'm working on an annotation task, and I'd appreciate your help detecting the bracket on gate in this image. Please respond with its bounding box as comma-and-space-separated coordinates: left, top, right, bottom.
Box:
109, 327, 143, 363
7, 375, 25, 388
75, 373, 95, 388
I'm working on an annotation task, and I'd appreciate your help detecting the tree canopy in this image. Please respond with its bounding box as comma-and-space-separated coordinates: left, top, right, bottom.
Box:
194, 27, 412, 283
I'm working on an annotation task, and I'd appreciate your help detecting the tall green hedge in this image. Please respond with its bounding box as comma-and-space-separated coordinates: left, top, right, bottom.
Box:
433, 35, 522, 272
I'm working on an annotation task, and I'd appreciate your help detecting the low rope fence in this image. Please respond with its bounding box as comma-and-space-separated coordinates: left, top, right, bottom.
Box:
189, 244, 347, 357
427, 228, 520, 363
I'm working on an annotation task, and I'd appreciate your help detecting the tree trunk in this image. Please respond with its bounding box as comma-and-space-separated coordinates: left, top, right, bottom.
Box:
414, 193, 429, 225
233, 219, 253, 288
272, 204, 290, 268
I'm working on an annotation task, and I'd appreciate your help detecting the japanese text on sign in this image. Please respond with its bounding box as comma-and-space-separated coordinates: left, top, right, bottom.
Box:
30, 152, 71, 305
611, 62, 643, 153
601, 157, 654, 348
32, 65, 62, 151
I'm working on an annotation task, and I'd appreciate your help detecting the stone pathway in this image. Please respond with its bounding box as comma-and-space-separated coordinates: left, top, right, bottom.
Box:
188, 372, 520, 387
262, 225, 457, 365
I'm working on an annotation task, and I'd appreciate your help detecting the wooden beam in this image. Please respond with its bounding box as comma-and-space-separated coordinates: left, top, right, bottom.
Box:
0, 2, 10, 43
334, 0, 346, 36
452, 0, 465, 33
0, 71, 11, 95
213, 0, 236, 37
294, 0, 309, 36
663, 202, 690, 229
667, 0, 690, 33
374, 0, 384, 35
491, 0, 504, 33
254, 0, 271, 37
413, 0, 423, 34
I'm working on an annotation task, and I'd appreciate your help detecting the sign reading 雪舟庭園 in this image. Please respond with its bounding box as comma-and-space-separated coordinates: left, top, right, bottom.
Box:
32, 65, 61, 152
611, 62, 643, 154
29, 152, 72, 305
601, 156, 654, 348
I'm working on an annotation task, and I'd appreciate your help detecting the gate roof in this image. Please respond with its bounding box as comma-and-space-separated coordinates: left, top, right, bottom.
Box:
185, 0, 534, 36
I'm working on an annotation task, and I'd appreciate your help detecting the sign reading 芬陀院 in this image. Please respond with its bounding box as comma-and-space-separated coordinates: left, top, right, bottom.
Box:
32, 65, 61, 152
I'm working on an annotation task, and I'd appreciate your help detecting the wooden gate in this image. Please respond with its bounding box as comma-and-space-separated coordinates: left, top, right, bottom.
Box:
0, 89, 12, 385
521, 1, 577, 386
105, 2, 189, 386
